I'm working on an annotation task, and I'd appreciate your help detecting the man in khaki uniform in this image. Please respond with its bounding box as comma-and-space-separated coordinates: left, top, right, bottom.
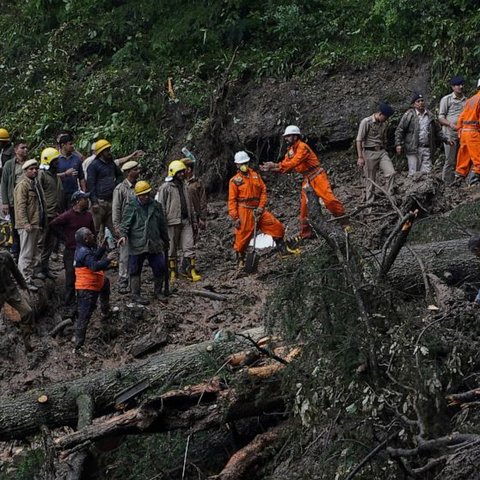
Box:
356, 102, 396, 204
0, 233, 34, 350
112, 160, 140, 293
438, 76, 466, 184
182, 157, 207, 239
13, 159, 47, 291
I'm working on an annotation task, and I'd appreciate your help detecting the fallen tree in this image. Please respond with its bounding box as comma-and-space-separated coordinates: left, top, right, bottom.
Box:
0, 327, 267, 441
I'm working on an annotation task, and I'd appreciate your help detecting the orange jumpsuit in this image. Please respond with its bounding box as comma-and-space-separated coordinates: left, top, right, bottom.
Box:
277, 140, 345, 238
228, 168, 285, 254
456, 91, 480, 176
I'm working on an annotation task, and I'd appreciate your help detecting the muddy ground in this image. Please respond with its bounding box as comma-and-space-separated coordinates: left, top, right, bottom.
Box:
1, 57, 478, 476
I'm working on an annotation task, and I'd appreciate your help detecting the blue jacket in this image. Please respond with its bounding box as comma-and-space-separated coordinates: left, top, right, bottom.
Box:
86, 157, 122, 203
74, 244, 110, 271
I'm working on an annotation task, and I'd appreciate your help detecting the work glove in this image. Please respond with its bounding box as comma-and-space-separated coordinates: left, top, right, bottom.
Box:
254, 207, 264, 216
234, 219, 241, 229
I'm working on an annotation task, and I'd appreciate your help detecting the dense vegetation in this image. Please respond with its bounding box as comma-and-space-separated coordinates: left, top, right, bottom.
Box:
1, 0, 479, 165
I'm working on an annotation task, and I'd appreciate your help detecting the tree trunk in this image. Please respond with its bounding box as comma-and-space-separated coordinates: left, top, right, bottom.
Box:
381, 237, 476, 292
0, 327, 265, 441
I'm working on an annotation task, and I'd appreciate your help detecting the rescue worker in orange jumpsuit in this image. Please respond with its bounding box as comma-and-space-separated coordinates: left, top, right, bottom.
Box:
228, 151, 286, 267
261, 125, 346, 239
456, 79, 480, 184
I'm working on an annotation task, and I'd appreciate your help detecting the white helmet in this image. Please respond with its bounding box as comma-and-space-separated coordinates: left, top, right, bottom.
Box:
234, 151, 250, 164
283, 125, 301, 136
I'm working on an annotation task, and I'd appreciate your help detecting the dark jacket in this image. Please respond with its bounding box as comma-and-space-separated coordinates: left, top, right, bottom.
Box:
1, 158, 21, 206
395, 108, 447, 154
120, 197, 169, 255
86, 158, 123, 203
38, 169, 64, 218
74, 243, 110, 271
50, 209, 95, 250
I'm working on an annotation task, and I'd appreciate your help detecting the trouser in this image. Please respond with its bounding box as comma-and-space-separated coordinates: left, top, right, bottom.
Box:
75, 279, 110, 348
128, 252, 166, 277
442, 139, 459, 184
40, 218, 58, 273
168, 219, 195, 260
63, 248, 76, 308
91, 199, 113, 243
8, 206, 20, 258
233, 208, 284, 254
363, 150, 396, 205
456, 132, 480, 176
18, 227, 43, 284
300, 171, 345, 238
406, 147, 432, 175
118, 242, 129, 284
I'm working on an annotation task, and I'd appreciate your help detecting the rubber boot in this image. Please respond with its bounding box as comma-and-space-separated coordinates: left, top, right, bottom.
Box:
236, 252, 245, 269
275, 238, 301, 256
169, 258, 177, 283
187, 258, 201, 282
153, 276, 164, 298
130, 275, 149, 305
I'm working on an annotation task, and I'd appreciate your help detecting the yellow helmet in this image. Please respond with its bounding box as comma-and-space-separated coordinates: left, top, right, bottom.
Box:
95, 139, 112, 155
134, 180, 152, 196
0, 128, 10, 142
40, 147, 60, 169
167, 160, 186, 178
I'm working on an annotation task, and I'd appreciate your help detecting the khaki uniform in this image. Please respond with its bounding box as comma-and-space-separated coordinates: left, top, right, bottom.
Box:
357, 114, 395, 203
112, 179, 135, 283
439, 92, 466, 183
13, 176, 47, 284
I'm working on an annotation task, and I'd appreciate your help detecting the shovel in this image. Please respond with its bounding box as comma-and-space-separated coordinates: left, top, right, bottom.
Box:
244, 210, 259, 274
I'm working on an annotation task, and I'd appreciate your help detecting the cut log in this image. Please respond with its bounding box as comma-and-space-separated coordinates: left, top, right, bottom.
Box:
0, 327, 265, 441
214, 423, 285, 480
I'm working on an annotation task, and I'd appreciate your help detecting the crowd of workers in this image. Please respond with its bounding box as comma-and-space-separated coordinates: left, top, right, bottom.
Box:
1, 74, 480, 352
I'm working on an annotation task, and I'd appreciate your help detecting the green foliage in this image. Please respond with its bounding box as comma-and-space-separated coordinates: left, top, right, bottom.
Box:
0, 0, 479, 166
0, 448, 44, 480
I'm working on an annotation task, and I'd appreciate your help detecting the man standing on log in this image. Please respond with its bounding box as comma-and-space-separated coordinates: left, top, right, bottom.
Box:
438, 76, 466, 184
50, 191, 95, 316
112, 160, 140, 294
356, 102, 396, 204
395, 93, 449, 176
261, 125, 346, 240
14, 159, 47, 292
73, 227, 114, 352
229, 151, 293, 268
456, 79, 480, 185
119, 181, 169, 304
0, 233, 34, 351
